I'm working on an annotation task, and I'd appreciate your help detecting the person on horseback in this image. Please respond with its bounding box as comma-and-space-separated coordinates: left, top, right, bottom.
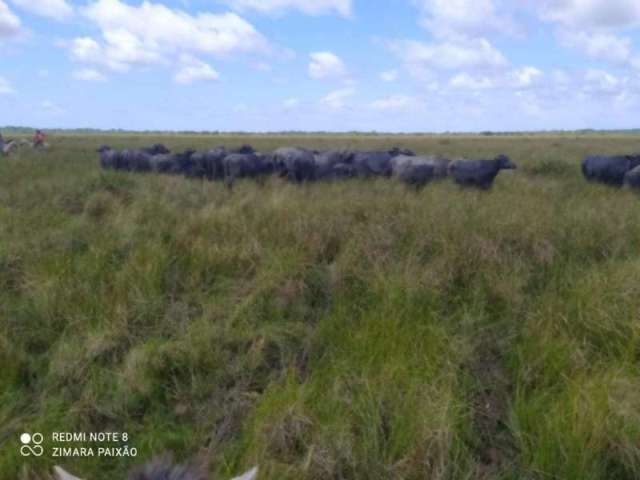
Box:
0, 132, 8, 156
33, 129, 47, 148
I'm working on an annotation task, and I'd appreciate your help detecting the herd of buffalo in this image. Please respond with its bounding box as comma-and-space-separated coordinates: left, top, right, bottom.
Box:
97, 144, 517, 189
97, 143, 640, 190
582, 154, 640, 188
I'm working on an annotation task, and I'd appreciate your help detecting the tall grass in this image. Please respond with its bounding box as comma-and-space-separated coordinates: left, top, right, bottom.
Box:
1, 134, 640, 479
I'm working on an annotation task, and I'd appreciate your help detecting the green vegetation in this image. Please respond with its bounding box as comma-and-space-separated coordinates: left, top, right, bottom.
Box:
1, 134, 640, 479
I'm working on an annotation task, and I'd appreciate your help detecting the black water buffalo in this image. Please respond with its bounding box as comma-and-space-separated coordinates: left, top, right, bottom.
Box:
223, 153, 273, 187
185, 151, 206, 178
388, 147, 416, 157
97, 145, 119, 169
118, 149, 153, 171
330, 162, 357, 180
582, 155, 640, 187
145, 150, 195, 175
274, 147, 316, 182
232, 144, 255, 155
314, 149, 356, 180
391, 155, 450, 187
191, 147, 227, 180
449, 155, 517, 189
140, 144, 170, 155
624, 165, 640, 189
148, 153, 177, 173
352, 151, 393, 177
115, 144, 172, 171
172, 149, 197, 176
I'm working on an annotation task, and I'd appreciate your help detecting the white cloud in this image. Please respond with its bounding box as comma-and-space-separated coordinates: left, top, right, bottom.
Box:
516, 91, 543, 117
559, 31, 633, 65
511, 66, 543, 87
68, 33, 161, 72
73, 68, 107, 81
9, 0, 72, 20
174, 57, 219, 84
320, 87, 354, 109
539, 2, 640, 69
251, 61, 272, 72
389, 38, 508, 73
400, 0, 514, 92
444, 67, 543, 91
283, 97, 300, 109
369, 94, 414, 111
41, 100, 64, 114
224, 0, 351, 17
413, 0, 519, 39
449, 72, 494, 89
539, 0, 640, 29
584, 69, 623, 93
70, 0, 270, 72
380, 69, 398, 82
0, 0, 21, 37
70, 37, 106, 65
0, 75, 13, 93
308, 51, 347, 80
551, 69, 571, 86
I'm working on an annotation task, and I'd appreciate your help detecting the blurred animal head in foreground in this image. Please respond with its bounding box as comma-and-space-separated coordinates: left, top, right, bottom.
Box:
53, 459, 258, 480
495, 154, 517, 170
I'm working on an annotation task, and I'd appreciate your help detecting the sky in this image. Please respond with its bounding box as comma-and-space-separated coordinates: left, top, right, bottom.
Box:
2, 0, 640, 132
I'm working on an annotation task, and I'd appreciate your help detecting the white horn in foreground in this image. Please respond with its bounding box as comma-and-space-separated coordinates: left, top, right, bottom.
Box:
53, 466, 84, 480
231, 466, 258, 480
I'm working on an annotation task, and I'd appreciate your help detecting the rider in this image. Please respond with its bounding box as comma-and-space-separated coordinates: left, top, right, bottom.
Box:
33, 129, 47, 148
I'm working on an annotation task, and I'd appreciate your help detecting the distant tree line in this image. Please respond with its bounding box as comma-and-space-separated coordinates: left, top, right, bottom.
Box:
2, 126, 640, 136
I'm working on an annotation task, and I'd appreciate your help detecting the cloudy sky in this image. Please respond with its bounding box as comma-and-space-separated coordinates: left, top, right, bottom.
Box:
2, 0, 640, 131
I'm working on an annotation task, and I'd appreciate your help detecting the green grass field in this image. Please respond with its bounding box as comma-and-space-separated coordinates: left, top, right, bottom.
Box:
2, 134, 640, 480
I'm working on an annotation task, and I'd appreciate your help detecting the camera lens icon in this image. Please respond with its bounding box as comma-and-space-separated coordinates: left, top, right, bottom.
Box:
20, 433, 44, 457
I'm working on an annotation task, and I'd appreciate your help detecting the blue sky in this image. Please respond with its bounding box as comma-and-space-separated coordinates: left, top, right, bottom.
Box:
2, 0, 640, 132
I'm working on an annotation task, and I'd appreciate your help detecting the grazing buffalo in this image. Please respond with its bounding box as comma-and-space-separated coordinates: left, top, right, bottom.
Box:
582, 155, 640, 187
449, 154, 517, 189
314, 149, 355, 180
352, 151, 393, 177
191, 147, 227, 180
274, 147, 317, 182
97, 145, 119, 169
624, 165, 640, 189
223, 153, 273, 188
388, 147, 416, 157
149, 153, 177, 173
391, 155, 450, 187
140, 150, 196, 175
232, 144, 255, 155
172, 149, 197, 176
116, 145, 172, 171
330, 162, 357, 180
118, 149, 150, 171
140, 144, 170, 155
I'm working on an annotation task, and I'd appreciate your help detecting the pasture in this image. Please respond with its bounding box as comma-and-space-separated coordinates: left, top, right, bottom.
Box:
1, 133, 640, 479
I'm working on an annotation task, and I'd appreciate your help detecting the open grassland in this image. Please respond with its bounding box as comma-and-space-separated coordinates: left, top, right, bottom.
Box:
2, 134, 640, 480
